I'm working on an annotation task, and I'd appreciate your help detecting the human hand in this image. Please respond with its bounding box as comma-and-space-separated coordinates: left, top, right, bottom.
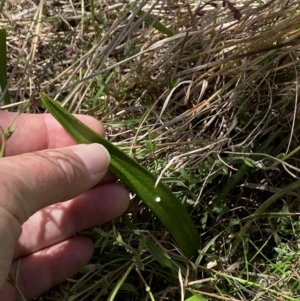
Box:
0, 112, 129, 300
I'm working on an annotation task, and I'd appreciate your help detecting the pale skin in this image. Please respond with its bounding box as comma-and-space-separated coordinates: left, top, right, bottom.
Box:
0, 113, 130, 300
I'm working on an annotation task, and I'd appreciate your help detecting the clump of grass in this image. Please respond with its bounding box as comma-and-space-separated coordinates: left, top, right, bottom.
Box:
1, 0, 300, 300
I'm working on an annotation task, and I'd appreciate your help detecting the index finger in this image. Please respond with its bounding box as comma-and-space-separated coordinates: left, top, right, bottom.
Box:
0, 112, 105, 156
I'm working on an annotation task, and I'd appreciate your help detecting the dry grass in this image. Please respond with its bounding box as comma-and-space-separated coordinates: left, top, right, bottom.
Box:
2, 0, 300, 300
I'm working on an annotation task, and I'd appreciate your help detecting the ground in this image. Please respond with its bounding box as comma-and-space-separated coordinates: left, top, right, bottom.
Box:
1, 0, 300, 300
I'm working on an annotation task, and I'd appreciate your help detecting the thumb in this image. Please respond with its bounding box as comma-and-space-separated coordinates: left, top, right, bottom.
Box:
0, 143, 110, 286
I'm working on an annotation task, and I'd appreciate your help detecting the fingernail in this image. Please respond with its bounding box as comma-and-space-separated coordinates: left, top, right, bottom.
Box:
73, 144, 110, 175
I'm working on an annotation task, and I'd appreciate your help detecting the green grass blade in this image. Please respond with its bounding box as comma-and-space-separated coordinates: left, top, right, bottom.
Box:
144, 239, 176, 271
90, 0, 96, 32
0, 0, 4, 13
212, 130, 280, 206
185, 294, 207, 301
230, 180, 300, 257
0, 29, 10, 105
41, 95, 200, 258
131, 7, 174, 37
108, 264, 134, 301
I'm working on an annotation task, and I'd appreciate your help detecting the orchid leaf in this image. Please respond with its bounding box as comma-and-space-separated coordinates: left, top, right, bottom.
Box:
41, 95, 200, 258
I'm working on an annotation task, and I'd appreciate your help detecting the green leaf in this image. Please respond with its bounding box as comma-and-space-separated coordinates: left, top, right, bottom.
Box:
108, 264, 135, 301
243, 157, 255, 167
0, 29, 10, 105
130, 7, 174, 37
108, 282, 139, 294
0, 0, 5, 13
185, 294, 207, 301
41, 95, 200, 258
144, 239, 176, 271
212, 205, 229, 214
212, 130, 280, 207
